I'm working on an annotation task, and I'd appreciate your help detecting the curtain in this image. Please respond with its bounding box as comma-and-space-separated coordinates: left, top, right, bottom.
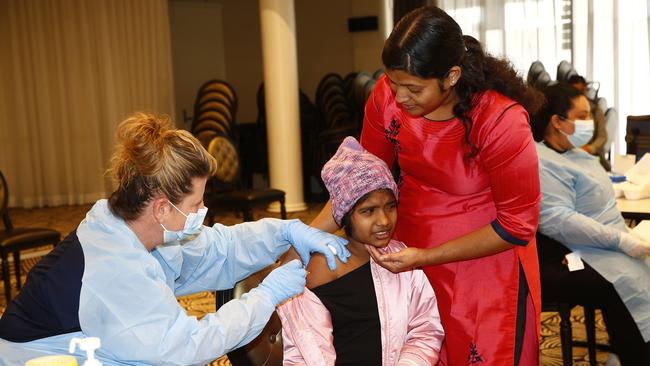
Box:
0, 0, 175, 208
439, 0, 569, 75
573, 0, 650, 155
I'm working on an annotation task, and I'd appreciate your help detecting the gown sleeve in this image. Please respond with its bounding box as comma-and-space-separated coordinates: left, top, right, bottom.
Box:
476, 104, 541, 245
166, 218, 292, 296
360, 76, 398, 168
538, 165, 622, 250
81, 268, 277, 366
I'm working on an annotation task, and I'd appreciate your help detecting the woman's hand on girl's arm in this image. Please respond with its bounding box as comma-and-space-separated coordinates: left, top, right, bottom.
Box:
369, 224, 515, 272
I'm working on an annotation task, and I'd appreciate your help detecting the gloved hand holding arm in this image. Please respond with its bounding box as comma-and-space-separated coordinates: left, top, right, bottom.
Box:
256, 259, 307, 306
282, 219, 350, 270
618, 232, 650, 258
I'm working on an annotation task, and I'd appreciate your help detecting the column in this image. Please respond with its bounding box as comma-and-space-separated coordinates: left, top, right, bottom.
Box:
259, 0, 307, 213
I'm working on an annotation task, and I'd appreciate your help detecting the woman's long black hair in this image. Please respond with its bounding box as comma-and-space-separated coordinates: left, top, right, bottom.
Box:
382, 6, 543, 158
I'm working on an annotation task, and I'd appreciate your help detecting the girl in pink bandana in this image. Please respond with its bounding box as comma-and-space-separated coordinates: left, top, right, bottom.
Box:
277, 137, 444, 365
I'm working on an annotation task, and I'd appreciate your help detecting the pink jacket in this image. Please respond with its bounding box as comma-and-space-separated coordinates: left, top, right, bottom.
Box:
277, 240, 444, 366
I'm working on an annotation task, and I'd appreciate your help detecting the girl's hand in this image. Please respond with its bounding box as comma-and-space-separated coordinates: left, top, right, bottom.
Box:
366, 245, 425, 273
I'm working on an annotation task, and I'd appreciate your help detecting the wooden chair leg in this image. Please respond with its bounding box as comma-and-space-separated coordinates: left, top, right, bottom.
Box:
279, 198, 287, 220
215, 289, 234, 311
243, 209, 254, 222
584, 305, 597, 366
13, 251, 21, 290
1, 252, 12, 303
558, 303, 573, 366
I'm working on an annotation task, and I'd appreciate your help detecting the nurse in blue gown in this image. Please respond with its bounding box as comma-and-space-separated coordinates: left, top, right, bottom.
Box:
0, 113, 350, 366
532, 84, 650, 364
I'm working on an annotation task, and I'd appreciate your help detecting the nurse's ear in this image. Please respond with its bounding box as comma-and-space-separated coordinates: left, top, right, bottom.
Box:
549, 114, 563, 130
151, 195, 171, 224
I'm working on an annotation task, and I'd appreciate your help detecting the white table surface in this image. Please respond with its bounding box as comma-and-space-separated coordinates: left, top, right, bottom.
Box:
617, 197, 650, 215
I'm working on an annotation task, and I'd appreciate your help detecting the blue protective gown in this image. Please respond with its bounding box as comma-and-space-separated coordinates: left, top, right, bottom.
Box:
536, 142, 650, 341
0, 199, 295, 365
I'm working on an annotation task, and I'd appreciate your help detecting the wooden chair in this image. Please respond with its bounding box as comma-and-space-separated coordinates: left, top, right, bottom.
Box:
603, 107, 618, 162
527, 61, 546, 85
556, 60, 578, 83
225, 262, 283, 366
0, 170, 61, 302
625, 114, 650, 161
203, 136, 286, 224
537, 232, 610, 366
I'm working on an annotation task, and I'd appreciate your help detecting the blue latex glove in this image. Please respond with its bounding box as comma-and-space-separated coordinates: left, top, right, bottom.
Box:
283, 220, 350, 270
257, 259, 307, 306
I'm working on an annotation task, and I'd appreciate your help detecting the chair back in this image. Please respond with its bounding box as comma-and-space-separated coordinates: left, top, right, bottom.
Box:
533, 70, 554, 90
527, 61, 546, 85
586, 81, 600, 100
0, 170, 12, 230
596, 97, 608, 115
603, 107, 618, 160
192, 80, 237, 139
556, 60, 578, 83
315, 73, 345, 110
625, 114, 650, 160
372, 68, 384, 80
227, 263, 283, 366
196, 79, 237, 109
207, 136, 240, 187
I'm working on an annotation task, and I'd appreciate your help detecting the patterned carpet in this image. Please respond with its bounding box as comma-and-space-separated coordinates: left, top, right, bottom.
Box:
1, 202, 612, 365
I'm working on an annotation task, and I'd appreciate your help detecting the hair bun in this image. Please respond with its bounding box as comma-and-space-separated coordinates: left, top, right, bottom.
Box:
462, 35, 482, 53
113, 112, 173, 179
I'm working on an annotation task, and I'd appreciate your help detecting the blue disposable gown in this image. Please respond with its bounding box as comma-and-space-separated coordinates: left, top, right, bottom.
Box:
536, 143, 650, 341
0, 200, 295, 365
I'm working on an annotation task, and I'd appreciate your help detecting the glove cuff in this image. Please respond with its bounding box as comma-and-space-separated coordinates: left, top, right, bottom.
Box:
281, 219, 303, 243
254, 283, 280, 307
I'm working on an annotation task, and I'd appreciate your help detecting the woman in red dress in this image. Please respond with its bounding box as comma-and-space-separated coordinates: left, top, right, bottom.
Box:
311, 6, 543, 365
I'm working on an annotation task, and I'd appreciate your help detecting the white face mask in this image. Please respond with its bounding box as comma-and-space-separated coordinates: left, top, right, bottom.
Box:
160, 201, 208, 244
560, 117, 594, 148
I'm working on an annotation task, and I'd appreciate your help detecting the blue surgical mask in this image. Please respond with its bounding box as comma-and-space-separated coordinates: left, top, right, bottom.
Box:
560, 117, 594, 148
160, 201, 208, 244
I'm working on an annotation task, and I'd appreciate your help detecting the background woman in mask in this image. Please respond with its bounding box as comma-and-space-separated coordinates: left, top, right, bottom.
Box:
0, 112, 350, 366
532, 83, 650, 365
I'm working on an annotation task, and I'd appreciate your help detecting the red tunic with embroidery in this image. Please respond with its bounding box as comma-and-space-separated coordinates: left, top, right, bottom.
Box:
360, 76, 541, 365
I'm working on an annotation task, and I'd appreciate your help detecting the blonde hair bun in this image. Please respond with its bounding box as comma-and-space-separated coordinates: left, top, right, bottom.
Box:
107, 112, 216, 221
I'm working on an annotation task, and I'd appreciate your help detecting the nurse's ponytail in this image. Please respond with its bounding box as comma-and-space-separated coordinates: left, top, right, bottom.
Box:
107, 112, 216, 221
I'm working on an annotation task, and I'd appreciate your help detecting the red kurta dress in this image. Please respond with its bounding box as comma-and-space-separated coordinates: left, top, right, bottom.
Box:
361, 76, 541, 365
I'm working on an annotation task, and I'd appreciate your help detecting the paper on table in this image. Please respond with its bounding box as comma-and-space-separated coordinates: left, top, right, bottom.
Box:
625, 153, 650, 185
630, 220, 650, 242
564, 252, 585, 272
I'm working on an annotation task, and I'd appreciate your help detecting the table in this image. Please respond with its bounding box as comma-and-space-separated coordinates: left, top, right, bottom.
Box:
616, 197, 650, 222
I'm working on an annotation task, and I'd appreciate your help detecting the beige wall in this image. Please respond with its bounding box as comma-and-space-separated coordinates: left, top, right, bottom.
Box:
170, 0, 385, 124
169, 0, 226, 128
350, 0, 386, 74
220, 0, 264, 124
222, 0, 358, 123
294, 0, 355, 104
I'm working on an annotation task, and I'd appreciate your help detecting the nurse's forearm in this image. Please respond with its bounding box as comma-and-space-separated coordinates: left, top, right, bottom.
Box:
309, 199, 340, 233
421, 224, 515, 266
